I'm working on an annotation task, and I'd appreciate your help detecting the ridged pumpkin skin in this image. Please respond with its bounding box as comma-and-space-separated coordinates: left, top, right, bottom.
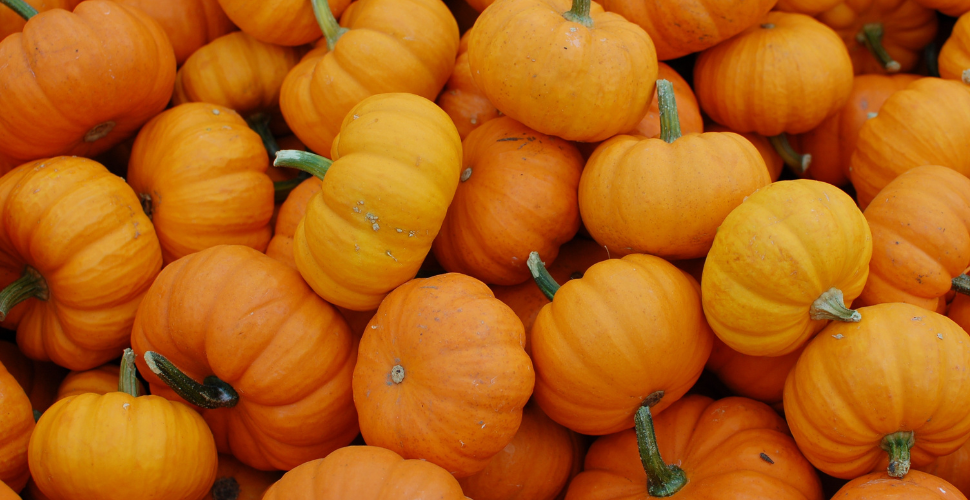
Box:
858, 166, 970, 311
694, 12, 854, 136
833, 471, 967, 499
0, 157, 162, 370
353, 273, 535, 478
204, 454, 282, 500
0, 1, 175, 163
262, 446, 467, 499
0, 342, 67, 414
436, 31, 501, 140
632, 63, 704, 139
580, 130, 770, 260
55, 364, 144, 402
911, 0, 970, 16
795, 73, 919, 186
432, 117, 584, 286
775, 0, 843, 14
940, 13, 970, 85
565, 395, 824, 500
294, 93, 462, 311
215, 0, 350, 46
265, 177, 322, 269
532, 254, 714, 435
173, 32, 303, 116
706, 336, 804, 409
280, 0, 458, 156
602, 0, 776, 60
784, 303, 970, 479
919, 441, 970, 498
28, 391, 218, 499
132, 246, 359, 471
114, 0, 234, 65
0, 0, 78, 41
702, 179, 872, 356
0, 360, 33, 492
468, 0, 658, 142
127, 103, 274, 265
706, 124, 784, 181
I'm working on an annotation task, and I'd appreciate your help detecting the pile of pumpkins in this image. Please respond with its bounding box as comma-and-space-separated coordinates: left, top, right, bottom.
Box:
1, 0, 970, 497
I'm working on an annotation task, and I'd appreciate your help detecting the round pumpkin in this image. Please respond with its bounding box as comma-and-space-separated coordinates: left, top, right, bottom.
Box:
0, 157, 162, 370
919, 441, 970, 498
132, 245, 359, 471
467, 0, 658, 142
215, 0, 349, 47
705, 336, 804, 409
0, 359, 33, 492
630, 62, 703, 139
0, 0, 78, 41
0, 480, 17, 500
702, 179, 872, 357
205, 454, 283, 500
832, 470, 968, 499
0, 1, 175, 163
113, 0, 234, 65
0, 341, 67, 414
706, 124, 784, 181
55, 363, 144, 402
940, 12, 970, 85
265, 176, 322, 270
785, 302, 970, 479
436, 30, 501, 140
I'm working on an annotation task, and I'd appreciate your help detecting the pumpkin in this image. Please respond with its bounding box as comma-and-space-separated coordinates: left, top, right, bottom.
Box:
132, 245, 359, 471
353, 272, 535, 477
458, 402, 584, 500
126, 103, 274, 265
0, 0, 78, 41
0, 157, 162, 370
919, 441, 970, 498
631, 63, 703, 139
265, 176, 322, 270
468, 0, 658, 142
911, 0, 970, 16
564, 395, 824, 499
0, 359, 33, 492
432, 116, 584, 286
0, 0, 175, 163
55, 363, 145, 402
857, 166, 970, 312
113, 0, 234, 65
694, 12, 854, 137
580, 80, 771, 261
262, 446, 467, 499
275, 93, 462, 311
527, 252, 713, 435
940, 12, 970, 85
29, 349, 218, 499
949, 291, 970, 332
832, 470, 968, 499
850, 77, 970, 209
775, 0, 843, 14
205, 454, 283, 500
216, 0, 349, 47
0, 481, 17, 500
436, 30, 501, 140
702, 179, 872, 357
705, 336, 804, 410
280, 0, 458, 156
602, 0, 776, 60
784, 302, 970, 479
793, 73, 920, 185
0, 341, 67, 414
706, 124, 784, 181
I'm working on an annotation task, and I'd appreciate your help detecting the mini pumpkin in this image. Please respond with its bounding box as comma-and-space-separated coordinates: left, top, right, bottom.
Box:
436, 30, 502, 140
940, 12, 970, 85
113, 0, 234, 65
215, 0, 350, 47
55, 363, 144, 402
205, 454, 283, 500
705, 336, 804, 410
0, 341, 66, 414
0, 0, 78, 41
0, 359, 33, 492
775, 0, 843, 14
630, 63, 703, 139
264, 176, 322, 270
706, 124, 784, 181
832, 470, 967, 499
910, 0, 970, 16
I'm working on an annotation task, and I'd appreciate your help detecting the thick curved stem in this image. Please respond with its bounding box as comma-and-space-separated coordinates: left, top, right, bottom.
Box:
809, 288, 861, 322
311, 0, 348, 52
0, 0, 37, 20
246, 113, 279, 160
635, 393, 688, 497
768, 134, 811, 175
527, 251, 560, 301
856, 23, 901, 73
274, 150, 333, 180
0, 266, 49, 322
118, 348, 141, 398
144, 351, 239, 409
562, 0, 593, 28
952, 275, 970, 296
880, 431, 914, 478
656, 79, 681, 144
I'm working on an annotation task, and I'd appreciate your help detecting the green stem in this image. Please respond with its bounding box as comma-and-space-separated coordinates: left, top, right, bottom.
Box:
809, 287, 861, 322
656, 79, 681, 144
952, 275, 970, 296
273, 172, 311, 203
562, 0, 593, 28
118, 348, 141, 398
0, 266, 49, 322
880, 431, 914, 478
144, 351, 239, 409
245, 113, 279, 160
855, 23, 901, 73
274, 150, 332, 180
768, 134, 811, 175
311, 0, 348, 52
526, 251, 560, 301
635, 393, 688, 497
0, 0, 37, 20
925, 42, 940, 78
32, 410, 41, 422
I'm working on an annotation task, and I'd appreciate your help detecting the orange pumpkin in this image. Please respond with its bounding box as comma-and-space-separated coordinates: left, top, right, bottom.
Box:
265, 176, 322, 270
775, 0, 843, 14
436, 30, 501, 140
940, 12, 970, 85
204, 454, 283, 500
127, 103, 274, 265
705, 336, 803, 409
0, 0, 78, 41
631, 63, 703, 139
706, 124, 784, 181
0, 481, 18, 500
850, 77, 970, 209
949, 292, 970, 332
785, 302, 970, 479
832, 470, 968, 499
919, 441, 970, 498
215, 0, 349, 47
113, 0, 235, 65
432, 116, 584, 286
55, 363, 144, 402
0, 1, 175, 163
0, 342, 67, 414
0, 359, 33, 492
468, 0, 658, 142
910, 0, 970, 16
0, 157, 162, 370
132, 245, 359, 471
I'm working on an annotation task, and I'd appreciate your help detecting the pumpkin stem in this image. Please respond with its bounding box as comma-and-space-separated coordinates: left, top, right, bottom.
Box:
924, 42, 940, 78
118, 348, 141, 398
880, 431, 914, 478
32, 410, 41, 422
527, 251, 561, 301
246, 113, 280, 160
0, 0, 37, 20
562, 0, 593, 28
144, 351, 239, 409
274, 150, 333, 180
855, 23, 901, 73
809, 288, 861, 323
211, 477, 241, 500
657, 79, 681, 144
0, 266, 49, 322
635, 392, 688, 497
952, 275, 970, 296
768, 134, 811, 175
311, 0, 348, 52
